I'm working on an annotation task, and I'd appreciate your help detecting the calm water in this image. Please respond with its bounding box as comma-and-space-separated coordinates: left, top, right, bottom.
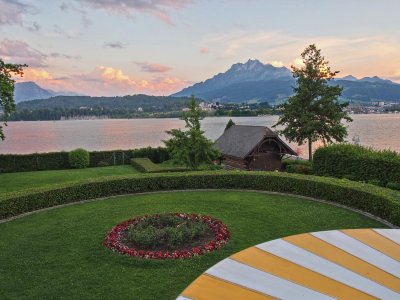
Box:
0, 115, 399, 158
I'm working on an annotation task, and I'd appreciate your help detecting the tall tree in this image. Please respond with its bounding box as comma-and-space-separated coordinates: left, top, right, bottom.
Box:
164, 96, 219, 170
0, 58, 27, 140
273, 44, 352, 161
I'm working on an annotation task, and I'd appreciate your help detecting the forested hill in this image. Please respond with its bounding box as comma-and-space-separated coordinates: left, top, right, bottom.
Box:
11, 95, 196, 121
16, 95, 193, 111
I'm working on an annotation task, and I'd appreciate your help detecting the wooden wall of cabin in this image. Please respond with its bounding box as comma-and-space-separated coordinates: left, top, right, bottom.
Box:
222, 156, 248, 170
247, 138, 284, 171
248, 152, 282, 171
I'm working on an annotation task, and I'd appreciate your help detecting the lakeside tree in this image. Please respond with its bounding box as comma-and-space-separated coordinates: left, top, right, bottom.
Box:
273, 44, 352, 161
164, 96, 219, 170
0, 58, 27, 140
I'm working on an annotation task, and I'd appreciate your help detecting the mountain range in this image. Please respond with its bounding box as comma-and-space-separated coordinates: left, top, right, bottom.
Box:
15, 60, 400, 104
14, 82, 82, 103
172, 59, 400, 104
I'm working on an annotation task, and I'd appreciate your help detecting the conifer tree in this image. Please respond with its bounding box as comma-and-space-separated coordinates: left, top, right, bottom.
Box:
164, 96, 219, 169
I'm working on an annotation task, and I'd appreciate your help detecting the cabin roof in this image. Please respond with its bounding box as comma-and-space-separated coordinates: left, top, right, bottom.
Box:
214, 125, 297, 159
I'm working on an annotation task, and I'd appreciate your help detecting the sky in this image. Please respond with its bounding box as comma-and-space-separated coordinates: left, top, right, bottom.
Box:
1, 0, 400, 96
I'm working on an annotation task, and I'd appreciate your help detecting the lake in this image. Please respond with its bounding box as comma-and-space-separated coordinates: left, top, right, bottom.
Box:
1, 114, 399, 158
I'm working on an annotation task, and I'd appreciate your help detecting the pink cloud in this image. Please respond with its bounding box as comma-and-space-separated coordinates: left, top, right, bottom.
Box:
0, 39, 47, 67
0, 39, 80, 68
18, 66, 189, 96
135, 62, 172, 73
74, 0, 192, 24
0, 0, 38, 26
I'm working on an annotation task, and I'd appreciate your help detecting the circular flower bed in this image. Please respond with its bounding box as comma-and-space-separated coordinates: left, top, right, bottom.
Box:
104, 213, 230, 259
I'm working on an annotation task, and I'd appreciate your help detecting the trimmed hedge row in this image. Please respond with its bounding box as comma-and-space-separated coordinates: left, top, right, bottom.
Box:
131, 158, 187, 173
0, 147, 170, 173
1, 171, 399, 226
313, 144, 400, 185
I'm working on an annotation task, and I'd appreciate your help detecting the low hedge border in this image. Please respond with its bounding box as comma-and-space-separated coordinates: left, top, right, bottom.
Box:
131, 158, 187, 173
0, 171, 399, 226
0, 147, 170, 173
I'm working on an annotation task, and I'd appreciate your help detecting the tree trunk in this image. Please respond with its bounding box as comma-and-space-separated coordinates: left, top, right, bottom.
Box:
308, 137, 313, 161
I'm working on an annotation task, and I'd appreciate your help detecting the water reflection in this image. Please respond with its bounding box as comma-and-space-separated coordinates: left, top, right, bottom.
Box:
0, 115, 399, 159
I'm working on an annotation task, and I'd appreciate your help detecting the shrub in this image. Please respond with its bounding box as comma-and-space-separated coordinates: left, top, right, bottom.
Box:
1, 171, 399, 226
131, 147, 169, 164
68, 148, 90, 169
89, 150, 132, 167
387, 182, 400, 191
127, 214, 210, 250
313, 144, 400, 185
282, 159, 313, 175
97, 161, 110, 167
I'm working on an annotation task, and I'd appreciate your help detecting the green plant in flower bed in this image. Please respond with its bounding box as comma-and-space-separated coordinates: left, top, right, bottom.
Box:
127, 214, 211, 251
104, 212, 230, 259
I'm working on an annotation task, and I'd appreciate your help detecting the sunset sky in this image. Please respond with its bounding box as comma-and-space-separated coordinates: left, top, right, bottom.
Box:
1, 0, 400, 96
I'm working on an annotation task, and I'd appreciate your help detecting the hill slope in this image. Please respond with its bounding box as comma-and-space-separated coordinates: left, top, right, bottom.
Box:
14, 82, 55, 103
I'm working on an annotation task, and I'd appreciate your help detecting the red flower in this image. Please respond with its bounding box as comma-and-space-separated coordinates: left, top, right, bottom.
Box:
104, 213, 230, 260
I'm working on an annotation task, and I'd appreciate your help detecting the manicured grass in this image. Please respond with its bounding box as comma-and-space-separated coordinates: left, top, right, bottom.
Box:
131, 158, 187, 173
0, 191, 386, 300
0, 165, 138, 194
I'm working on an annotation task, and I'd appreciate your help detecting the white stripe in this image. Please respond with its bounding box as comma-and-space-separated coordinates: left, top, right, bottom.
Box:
176, 296, 192, 300
374, 229, 400, 245
257, 239, 400, 300
313, 230, 400, 277
205, 258, 334, 300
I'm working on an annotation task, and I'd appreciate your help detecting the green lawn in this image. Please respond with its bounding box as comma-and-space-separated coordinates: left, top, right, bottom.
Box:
0, 165, 138, 194
0, 191, 386, 300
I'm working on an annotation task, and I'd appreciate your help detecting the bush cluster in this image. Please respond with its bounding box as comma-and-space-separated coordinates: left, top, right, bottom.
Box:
0, 147, 170, 173
131, 158, 187, 173
131, 147, 169, 164
0, 171, 399, 226
68, 149, 90, 169
281, 159, 313, 175
313, 144, 400, 188
127, 214, 209, 250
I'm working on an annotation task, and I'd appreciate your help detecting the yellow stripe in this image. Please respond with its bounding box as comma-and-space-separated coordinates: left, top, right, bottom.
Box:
285, 233, 400, 292
181, 274, 276, 300
342, 229, 400, 261
231, 247, 376, 300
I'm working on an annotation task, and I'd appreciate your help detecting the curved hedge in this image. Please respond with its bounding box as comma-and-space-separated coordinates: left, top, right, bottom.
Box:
0, 171, 399, 226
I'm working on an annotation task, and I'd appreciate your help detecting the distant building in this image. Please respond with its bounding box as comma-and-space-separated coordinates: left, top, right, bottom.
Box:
214, 125, 297, 171
137, 107, 143, 112
199, 102, 213, 111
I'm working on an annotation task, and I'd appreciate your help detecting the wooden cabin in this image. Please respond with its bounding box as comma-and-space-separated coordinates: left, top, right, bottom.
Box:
214, 125, 297, 171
